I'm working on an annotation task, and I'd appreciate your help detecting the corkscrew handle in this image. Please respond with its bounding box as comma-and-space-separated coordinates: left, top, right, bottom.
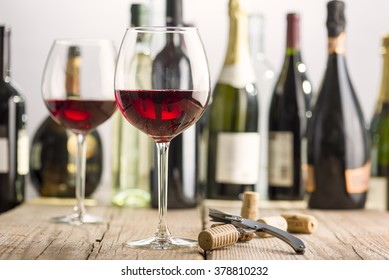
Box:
259, 223, 306, 254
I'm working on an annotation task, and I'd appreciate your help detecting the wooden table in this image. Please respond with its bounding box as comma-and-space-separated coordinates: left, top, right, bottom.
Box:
1, 198, 389, 260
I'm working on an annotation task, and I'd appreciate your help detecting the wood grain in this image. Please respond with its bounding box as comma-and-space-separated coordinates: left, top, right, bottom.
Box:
202, 206, 389, 260
0, 203, 203, 260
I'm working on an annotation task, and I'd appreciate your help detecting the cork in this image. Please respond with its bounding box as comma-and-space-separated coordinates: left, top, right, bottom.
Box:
241, 191, 260, 220
211, 223, 254, 242
198, 224, 239, 251
281, 212, 318, 234
256, 216, 288, 238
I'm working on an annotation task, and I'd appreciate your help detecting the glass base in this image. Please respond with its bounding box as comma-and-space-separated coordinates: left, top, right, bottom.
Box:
125, 236, 198, 250
50, 212, 105, 225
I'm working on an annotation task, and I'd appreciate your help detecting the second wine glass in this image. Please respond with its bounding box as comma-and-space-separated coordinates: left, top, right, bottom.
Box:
42, 39, 117, 225
115, 27, 211, 249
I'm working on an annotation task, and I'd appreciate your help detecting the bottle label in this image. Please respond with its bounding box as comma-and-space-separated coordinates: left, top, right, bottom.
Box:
17, 129, 29, 175
345, 162, 371, 194
304, 164, 315, 193
218, 62, 256, 89
304, 162, 370, 194
215, 132, 260, 184
268, 132, 293, 187
0, 137, 9, 173
67, 133, 98, 159
30, 142, 42, 170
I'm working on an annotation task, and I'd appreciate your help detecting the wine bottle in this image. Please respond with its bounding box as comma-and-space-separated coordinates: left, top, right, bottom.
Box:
268, 13, 313, 200
30, 45, 103, 198
370, 35, 389, 178
0, 25, 28, 213
306, 0, 370, 209
150, 0, 200, 208
206, 0, 259, 200
149, 0, 199, 208
249, 13, 276, 199
111, 3, 152, 207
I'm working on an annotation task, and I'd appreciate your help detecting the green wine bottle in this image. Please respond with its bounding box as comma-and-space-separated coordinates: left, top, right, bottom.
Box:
206, 0, 259, 200
370, 35, 389, 177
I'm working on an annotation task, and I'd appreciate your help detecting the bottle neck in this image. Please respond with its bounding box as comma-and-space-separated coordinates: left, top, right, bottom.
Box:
130, 4, 150, 44
65, 49, 80, 98
224, 0, 250, 66
328, 32, 346, 55
166, 0, 183, 45
166, 0, 183, 26
130, 4, 149, 27
0, 26, 11, 82
376, 43, 389, 110
249, 14, 265, 57
286, 14, 300, 54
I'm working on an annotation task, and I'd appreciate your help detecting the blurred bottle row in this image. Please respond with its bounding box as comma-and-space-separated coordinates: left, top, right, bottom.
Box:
1, 0, 388, 213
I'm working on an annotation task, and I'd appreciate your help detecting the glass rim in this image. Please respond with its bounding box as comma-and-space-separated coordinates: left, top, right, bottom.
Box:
52, 38, 115, 45
128, 26, 198, 33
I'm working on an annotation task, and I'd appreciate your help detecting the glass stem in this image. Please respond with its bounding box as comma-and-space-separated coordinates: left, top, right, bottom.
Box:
74, 133, 87, 218
155, 141, 171, 242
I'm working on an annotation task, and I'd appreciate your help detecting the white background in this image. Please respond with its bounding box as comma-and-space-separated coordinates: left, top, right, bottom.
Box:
1, 0, 388, 198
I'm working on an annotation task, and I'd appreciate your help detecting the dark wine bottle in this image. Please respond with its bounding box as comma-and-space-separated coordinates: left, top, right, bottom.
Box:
30, 46, 103, 198
206, 0, 259, 200
306, 0, 370, 209
150, 0, 199, 208
370, 35, 389, 177
0, 25, 28, 213
268, 13, 313, 200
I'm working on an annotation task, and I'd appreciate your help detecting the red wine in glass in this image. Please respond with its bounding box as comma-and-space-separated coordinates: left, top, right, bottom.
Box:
46, 99, 117, 134
115, 89, 208, 142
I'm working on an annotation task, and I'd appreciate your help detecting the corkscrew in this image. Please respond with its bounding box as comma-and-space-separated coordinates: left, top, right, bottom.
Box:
208, 208, 306, 254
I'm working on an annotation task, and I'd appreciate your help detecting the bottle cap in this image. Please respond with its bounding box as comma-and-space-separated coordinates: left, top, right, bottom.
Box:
68, 45, 80, 58
286, 13, 300, 49
326, 0, 346, 37
166, 0, 183, 26
130, 3, 149, 27
0, 25, 11, 80
229, 0, 250, 17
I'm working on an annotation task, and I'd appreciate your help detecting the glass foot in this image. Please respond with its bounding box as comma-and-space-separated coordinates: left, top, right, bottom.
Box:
125, 236, 198, 250
50, 212, 105, 225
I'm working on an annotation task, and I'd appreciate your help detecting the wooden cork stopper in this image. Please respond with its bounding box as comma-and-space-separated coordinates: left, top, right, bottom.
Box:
281, 212, 318, 234
256, 216, 288, 238
198, 224, 239, 251
241, 191, 260, 220
211, 223, 254, 242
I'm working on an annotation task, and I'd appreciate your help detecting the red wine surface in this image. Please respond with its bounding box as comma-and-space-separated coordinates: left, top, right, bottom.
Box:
115, 89, 207, 142
46, 99, 116, 134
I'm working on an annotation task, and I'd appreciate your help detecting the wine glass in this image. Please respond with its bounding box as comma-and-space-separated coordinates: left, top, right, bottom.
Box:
115, 27, 210, 249
42, 39, 117, 225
